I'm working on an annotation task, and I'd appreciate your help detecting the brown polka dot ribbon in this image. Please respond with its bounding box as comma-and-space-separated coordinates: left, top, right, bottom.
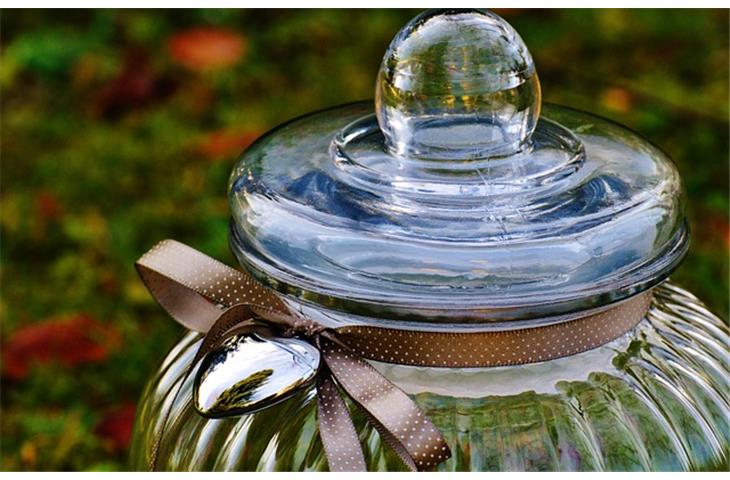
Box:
136, 239, 651, 472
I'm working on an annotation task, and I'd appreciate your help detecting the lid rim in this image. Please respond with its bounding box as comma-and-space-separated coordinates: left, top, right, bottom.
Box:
229, 218, 688, 324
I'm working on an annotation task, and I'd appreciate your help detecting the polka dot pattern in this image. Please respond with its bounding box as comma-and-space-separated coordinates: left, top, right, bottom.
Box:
319, 335, 451, 471
137, 240, 288, 330
137, 239, 651, 370
136, 239, 654, 472
337, 293, 651, 368
317, 374, 368, 471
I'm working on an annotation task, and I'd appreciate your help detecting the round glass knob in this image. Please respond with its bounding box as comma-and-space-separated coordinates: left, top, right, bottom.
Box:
375, 9, 541, 160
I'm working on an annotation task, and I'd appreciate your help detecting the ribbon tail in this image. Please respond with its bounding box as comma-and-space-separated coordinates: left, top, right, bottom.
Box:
316, 371, 368, 472
318, 333, 451, 472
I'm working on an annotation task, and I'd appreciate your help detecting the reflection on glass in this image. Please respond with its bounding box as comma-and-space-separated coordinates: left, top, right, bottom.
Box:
194, 333, 319, 417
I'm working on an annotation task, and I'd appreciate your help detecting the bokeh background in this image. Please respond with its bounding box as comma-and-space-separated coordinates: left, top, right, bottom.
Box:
1, 9, 728, 471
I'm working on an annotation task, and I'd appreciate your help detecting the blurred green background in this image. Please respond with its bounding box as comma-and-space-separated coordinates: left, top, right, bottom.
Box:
1, 9, 728, 471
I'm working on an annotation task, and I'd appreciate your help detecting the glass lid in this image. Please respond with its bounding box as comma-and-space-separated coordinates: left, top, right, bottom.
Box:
228, 9, 687, 322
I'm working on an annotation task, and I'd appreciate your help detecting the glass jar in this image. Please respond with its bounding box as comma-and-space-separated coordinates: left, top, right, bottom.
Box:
130, 9, 729, 472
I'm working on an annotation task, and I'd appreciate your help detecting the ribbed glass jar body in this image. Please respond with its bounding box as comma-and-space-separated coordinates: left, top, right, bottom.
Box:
129, 282, 729, 471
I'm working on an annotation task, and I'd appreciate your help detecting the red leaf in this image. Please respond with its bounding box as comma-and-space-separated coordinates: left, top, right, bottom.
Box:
600, 87, 633, 113
34, 191, 63, 221
2, 314, 121, 381
197, 129, 260, 160
168, 27, 246, 72
704, 214, 730, 249
94, 403, 137, 453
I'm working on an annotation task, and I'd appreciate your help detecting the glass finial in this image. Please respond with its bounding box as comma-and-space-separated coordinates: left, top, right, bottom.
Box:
375, 9, 541, 160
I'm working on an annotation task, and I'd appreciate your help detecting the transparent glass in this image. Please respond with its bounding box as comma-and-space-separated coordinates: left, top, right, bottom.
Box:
227, 9, 687, 322
375, 9, 541, 159
130, 282, 729, 471
228, 102, 686, 322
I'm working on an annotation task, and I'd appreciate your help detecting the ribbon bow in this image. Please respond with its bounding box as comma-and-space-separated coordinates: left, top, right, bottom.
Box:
136, 239, 652, 471
136, 240, 452, 472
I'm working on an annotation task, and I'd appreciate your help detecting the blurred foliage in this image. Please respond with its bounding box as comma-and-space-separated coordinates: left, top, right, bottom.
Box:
1, 9, 728, 471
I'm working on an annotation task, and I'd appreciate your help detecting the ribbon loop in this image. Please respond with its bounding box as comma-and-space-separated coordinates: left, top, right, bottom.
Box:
136, 240, 290, 332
